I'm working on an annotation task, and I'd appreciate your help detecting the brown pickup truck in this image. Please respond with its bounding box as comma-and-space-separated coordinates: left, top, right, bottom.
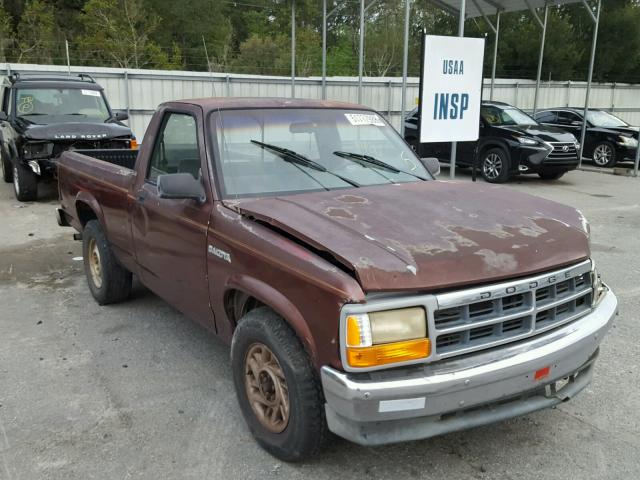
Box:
56, 98, 618, 461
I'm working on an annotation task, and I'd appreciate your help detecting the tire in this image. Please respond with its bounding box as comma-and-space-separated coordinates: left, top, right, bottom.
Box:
0, 150, 12, 183
480, 147, 510, 183
13, 163, 38, 201
592, 141, 617, 167
231, 307, 327, 462
538, 171, 565, 180
82, 220, 132, 305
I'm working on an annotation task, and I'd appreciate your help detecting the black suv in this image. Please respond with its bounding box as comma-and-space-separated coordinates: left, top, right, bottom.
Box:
0, 73, 135, 201
533, 108, 638, 168
405, 101, 580, 183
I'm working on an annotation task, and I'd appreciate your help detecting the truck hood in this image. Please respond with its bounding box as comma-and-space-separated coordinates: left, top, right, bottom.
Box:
498, 124, 577, 142
23, 122, 132, 141
228, 181, 590, 292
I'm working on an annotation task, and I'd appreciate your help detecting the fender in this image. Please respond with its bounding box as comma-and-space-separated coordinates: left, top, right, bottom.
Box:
224, 274, 319, 366
74, 190, 106, 228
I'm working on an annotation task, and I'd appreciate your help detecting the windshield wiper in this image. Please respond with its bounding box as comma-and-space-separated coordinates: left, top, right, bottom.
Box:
250, 140, 360, 188
333, 150, 428, 181
19, 113, 47, 116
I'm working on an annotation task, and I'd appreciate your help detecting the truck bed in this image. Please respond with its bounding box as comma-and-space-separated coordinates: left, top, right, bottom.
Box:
71, 149, 138, 170
57, 149, 139, 270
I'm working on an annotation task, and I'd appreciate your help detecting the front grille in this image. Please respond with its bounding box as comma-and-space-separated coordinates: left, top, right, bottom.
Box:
433, 261, 593, 359
544, 142, 578, 165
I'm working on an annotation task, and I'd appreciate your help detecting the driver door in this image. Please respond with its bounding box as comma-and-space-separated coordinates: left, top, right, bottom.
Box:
131, 106, 214, 328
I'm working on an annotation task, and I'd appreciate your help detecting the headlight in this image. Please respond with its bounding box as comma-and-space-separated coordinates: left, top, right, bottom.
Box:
344, 307, 430, 368
618, 136, 638, 148
515, 136, 538, 146
22, 142, 53, 159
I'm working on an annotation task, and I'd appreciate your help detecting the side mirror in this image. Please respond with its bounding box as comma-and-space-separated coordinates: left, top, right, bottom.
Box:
113, 111, 129, 122
157, 173, 206, 203
421, 157, 441, 177
0, 111, 7, 121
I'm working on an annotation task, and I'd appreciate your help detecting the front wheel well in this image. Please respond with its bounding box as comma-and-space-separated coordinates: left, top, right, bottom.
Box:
224, 289, 266, 328
76, 201, 98, 227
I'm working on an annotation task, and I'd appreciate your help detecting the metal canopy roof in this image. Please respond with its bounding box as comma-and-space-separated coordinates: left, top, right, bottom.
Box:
432, 0, 584, 18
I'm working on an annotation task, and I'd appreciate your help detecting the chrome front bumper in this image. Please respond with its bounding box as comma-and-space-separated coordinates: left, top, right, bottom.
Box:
321, 289, 618, 446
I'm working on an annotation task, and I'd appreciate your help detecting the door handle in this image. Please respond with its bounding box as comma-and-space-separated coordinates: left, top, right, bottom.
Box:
136, 191, 147, 204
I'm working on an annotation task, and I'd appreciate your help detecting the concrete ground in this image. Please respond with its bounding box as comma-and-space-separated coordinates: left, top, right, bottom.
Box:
0, 170, 638, 480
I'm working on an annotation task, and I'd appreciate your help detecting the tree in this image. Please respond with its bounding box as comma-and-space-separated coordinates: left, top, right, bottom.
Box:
16, 0, 57, 64
232, 33, 290, 75
80, 0, 166, 69
0, 2, 13, 62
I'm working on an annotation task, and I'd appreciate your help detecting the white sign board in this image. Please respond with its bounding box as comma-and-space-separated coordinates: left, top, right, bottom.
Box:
419, 35, 485, 143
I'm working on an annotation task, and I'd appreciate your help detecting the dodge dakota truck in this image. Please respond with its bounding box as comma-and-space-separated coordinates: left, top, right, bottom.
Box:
56, 98, 618, 462
0, 73, 135, 201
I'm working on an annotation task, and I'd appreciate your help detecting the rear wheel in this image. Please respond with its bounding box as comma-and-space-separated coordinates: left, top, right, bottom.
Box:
592, 141, 617, 167
1, 151, 12, 183
231, 308, 327, 462
538, 171, 566, 180
13, 163, 38, 201
82, 220, 132, 305
480, 147, 510, 183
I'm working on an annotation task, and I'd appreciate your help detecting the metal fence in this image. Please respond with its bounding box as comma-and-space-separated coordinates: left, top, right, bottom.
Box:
5, 63, 640, 141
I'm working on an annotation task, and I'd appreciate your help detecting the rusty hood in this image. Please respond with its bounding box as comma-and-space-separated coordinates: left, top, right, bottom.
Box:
228, 181, 590, 292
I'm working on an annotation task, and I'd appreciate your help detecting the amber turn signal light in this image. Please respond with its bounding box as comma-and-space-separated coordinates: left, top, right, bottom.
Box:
346, 338, 431, 368
130, 139, 139, 150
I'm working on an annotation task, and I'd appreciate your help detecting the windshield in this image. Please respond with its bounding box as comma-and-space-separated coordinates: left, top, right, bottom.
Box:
482, 105, 538, 126
15, 88, 110, 123
212, 108, 430, 198
586, 110, 628, 128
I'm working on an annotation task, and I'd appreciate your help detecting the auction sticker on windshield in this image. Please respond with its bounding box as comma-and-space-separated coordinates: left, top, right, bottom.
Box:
81, 89, 101, 97
345, 113, 385, 126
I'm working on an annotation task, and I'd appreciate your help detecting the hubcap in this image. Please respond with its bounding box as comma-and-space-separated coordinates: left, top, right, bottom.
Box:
482, 153, 502, 180
593, 145, 612, 166
88, 238, 103, 289
244, 343, 290, 433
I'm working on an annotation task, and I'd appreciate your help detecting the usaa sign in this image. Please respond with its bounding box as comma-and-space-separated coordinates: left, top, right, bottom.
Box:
419, 35, 485, 143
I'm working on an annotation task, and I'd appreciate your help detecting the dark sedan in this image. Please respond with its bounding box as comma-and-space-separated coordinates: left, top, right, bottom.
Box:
405, 101, 580, 183
533, 108, 638, 168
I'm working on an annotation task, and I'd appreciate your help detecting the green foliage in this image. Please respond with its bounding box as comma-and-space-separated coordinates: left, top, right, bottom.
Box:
0, 0, 639, 83
79, 0, 166, 69
0, 2, 13, 61
16, 0, 57, 63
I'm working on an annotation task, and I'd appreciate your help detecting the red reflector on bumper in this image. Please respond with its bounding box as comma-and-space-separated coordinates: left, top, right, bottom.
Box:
535, 366, 551, 381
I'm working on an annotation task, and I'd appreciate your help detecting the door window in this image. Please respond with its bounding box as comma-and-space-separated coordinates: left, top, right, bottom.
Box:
148, 112, 200, 183
535, 111, 557, 124
557, 111, 582, 126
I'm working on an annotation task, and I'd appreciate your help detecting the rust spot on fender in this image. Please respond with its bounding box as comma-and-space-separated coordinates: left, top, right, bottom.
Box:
325, 207, 356, 220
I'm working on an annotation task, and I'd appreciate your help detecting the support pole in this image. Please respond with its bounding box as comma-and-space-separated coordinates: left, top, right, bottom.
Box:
533, 2, 548, 115
358, 0, 365, 104
490, 12, 500, 100
65, 39, 71, 76
400, 0, 412, 136
291, 0, 296, 98
634, 132, 640, 177
579, 0, 601, 168
450, 0, 465, 180
322, 0, 327, 99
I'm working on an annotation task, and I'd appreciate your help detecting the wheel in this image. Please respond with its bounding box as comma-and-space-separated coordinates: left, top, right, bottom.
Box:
480, 147, 510, 183
13, 163, 38, 201
0, 150, 12, 183
231, 307, 327, 462
82, 220, 132, 305
538, 171, 565, 180
592, 141, 617, 167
